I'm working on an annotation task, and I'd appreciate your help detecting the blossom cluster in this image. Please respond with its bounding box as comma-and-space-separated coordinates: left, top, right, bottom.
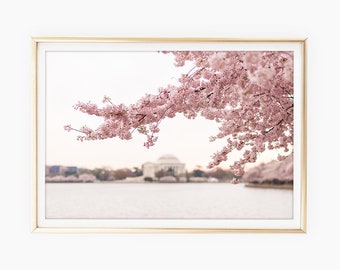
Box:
65, 51, 293, 175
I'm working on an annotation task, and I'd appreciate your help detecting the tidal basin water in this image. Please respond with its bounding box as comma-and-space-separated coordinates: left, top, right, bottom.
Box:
46, 183, 293, 219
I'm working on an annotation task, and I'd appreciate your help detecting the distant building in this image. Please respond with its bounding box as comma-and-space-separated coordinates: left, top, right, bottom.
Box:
48, 165, 78, 175
49, 165, 67, 175
66, 166, 78, 175
142, 155, 185, 178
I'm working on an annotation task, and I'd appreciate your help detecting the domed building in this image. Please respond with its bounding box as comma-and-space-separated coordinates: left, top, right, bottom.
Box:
142, 154, 185, 179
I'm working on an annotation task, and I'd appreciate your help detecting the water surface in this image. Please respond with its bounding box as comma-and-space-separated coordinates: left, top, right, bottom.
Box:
46, 183, 293, 219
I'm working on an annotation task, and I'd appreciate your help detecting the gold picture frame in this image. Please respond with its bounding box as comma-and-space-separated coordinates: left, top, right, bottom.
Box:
32, 37, 307, 233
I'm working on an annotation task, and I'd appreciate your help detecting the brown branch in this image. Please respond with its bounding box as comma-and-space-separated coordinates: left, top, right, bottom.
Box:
137, 114, 147, 122
253, 92, 266, 97
286, 104, 293, 111
69, 127, 87, 134
264, 119, 284, 134
194, 87, 206, 93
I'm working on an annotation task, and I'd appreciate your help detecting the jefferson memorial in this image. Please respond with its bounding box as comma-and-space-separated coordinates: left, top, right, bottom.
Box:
142, 154, 186, 178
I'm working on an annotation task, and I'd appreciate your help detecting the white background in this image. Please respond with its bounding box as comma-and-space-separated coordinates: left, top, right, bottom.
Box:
0, 0, 338, 270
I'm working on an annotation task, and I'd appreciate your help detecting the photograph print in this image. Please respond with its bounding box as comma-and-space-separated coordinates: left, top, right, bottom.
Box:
33, 38, 306, 232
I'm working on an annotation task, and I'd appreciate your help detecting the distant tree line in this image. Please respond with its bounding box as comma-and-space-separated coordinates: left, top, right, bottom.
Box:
151, 167, 236, 182
189, 167, 236, 180
191, 167, 235, 180
61, 167, 143, 181
61, 166, 234, 182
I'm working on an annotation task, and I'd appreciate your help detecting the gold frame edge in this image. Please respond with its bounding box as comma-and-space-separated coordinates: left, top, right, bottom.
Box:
32, 37, 307, 43
31, 37, 308, 234
300, 38, 308, 233
32, 38, 38, 232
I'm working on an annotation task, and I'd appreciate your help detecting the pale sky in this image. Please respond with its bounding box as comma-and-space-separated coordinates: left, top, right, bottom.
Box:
45, 51, 281, 171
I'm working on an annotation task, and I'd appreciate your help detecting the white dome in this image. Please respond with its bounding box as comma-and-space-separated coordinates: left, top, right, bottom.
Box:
156, 154, 181, 164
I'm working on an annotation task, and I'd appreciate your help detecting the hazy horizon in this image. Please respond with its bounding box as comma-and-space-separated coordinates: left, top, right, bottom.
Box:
45, 150, 282, 172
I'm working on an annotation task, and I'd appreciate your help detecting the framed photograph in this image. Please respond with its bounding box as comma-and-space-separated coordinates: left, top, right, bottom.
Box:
32, 37, 307, 233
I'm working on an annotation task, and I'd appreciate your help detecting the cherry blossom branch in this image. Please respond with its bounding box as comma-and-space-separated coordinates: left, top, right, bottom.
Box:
66, 51, 294, 175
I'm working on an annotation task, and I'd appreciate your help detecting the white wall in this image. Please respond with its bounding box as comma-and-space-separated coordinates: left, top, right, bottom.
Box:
0, 0, 339, 269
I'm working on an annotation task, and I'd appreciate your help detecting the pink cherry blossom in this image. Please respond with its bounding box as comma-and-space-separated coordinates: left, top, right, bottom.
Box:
66, 51, 294, 175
